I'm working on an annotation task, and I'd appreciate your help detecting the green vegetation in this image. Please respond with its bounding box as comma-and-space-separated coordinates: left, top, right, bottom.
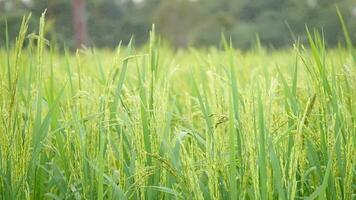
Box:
0, 14, 355, 199
1, 0, 356, 48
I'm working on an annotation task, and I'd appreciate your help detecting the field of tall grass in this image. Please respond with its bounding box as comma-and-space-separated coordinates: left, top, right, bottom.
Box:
0, 12, 355, 200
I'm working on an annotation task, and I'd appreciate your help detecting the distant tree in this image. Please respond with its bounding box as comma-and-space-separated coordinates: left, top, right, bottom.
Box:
152, 0, 205, 47
0, 0, 355, 49
72, 0, 88, 48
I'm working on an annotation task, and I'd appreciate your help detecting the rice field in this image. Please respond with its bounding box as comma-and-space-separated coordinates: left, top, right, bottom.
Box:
0, 14, 355, 199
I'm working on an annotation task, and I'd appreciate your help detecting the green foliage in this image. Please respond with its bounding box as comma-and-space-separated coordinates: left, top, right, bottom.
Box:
0, 12, 355, 200
0, 0, 355, 49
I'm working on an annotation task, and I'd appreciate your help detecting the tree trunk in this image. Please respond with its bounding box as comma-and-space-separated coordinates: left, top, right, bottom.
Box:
72, 0, 88, 48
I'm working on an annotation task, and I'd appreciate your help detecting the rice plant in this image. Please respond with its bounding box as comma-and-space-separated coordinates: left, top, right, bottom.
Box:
0, 12, 355, 200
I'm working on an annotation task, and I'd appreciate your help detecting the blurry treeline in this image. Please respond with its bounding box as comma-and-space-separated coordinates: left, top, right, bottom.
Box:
0, 0, 355, 49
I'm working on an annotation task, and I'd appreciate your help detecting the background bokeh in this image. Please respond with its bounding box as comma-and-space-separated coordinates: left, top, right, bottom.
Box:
0, 0, 355, 49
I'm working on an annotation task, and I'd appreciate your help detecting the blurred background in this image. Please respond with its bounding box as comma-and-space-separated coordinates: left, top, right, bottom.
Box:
0, 0, 355, 49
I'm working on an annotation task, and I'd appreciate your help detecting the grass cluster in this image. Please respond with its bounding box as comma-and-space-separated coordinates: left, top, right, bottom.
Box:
0, 13, 355, 199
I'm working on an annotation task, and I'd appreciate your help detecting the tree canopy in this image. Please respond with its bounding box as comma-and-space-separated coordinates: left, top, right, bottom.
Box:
0, 0, 355, 49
